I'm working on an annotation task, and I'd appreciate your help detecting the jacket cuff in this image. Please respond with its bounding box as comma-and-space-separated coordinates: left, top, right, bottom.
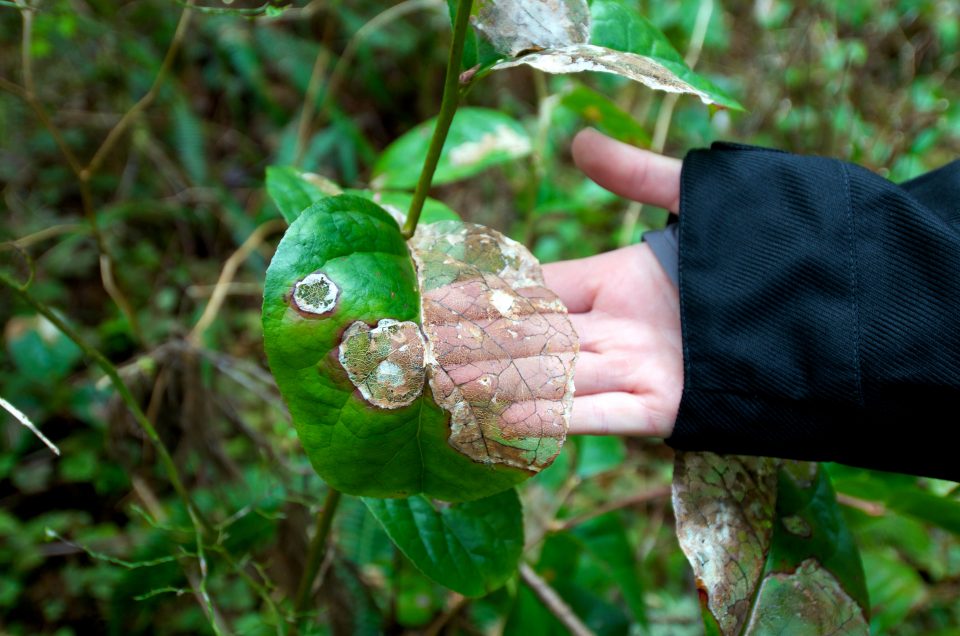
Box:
665, 143, 960, 481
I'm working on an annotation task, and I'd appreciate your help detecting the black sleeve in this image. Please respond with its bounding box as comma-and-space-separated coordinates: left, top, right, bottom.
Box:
666, 142, 960, 482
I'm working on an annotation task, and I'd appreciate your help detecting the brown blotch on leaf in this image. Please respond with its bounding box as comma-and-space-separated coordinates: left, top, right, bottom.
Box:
410, 222, 578, 472
338, 319, 426, 409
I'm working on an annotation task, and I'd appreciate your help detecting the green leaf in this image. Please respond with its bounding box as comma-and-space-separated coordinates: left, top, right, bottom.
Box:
828, 464, 960, 536
570, 513, 647, 627
558, 85, 651, 146
172, 95, 207, 184
860, 549, 926, 633
372, 108, 532, 190
589, 0, 684, 65
265, 165, 461, 226
673, 455, 869, 635
574, 436, 626, 478
763, 462, 870, 616
588, 0, 742, 110
262, 196, 575, 501
265, 166, 340, 224
6, 314, 82, 383
363, 488, 523, 597
343, 190, 461, 225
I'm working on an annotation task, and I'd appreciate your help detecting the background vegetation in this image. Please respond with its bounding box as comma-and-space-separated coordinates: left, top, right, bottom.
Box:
2, 0, 959, 634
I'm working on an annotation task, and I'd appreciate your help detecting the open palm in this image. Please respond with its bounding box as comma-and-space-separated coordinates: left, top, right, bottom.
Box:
543, 129, 684, 437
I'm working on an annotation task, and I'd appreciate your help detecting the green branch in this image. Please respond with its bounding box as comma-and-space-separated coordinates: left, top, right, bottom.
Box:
402, 0, 473, 239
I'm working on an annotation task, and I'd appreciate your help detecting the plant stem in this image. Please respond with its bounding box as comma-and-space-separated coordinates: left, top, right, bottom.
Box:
519, 563, 595, 636
294, 488, 342, 615
0, 277, 211, 537
401, 0, 473, 239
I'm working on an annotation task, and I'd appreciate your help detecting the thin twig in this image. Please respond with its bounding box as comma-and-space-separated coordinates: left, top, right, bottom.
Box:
190, 531, 229, 636
97, 251, 143, 340
84, 4, 194, 178
523, 474, 581, 551
0, 76, 85, 176
186, 282, 263, 298
423, 593, 468, 636
294, 488, 343, 615
189, 219, 286, 344
211, 544, 289, 633
0, 275, 211, 537
17, 0, 35, 95
835, 493, 887, 517
402, 0, 473, 238
0, 395, 60, 456
519, 563, 596, 636
298, 0, 444, 167
556, 484, 672, 532
2, 223, 87, 249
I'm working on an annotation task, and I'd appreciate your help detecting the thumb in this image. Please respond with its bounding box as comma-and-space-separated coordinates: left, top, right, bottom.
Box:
572, 128, 682, 213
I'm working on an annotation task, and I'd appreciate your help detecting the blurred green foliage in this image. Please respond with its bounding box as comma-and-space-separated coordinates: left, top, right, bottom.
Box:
1, 0, 958, 634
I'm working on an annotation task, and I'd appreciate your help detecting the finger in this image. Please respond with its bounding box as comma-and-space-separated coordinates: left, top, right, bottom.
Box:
542, 258, 600, 313
572, 128, 682, 212
571, 351, 628, 395
568, 392, 671, 437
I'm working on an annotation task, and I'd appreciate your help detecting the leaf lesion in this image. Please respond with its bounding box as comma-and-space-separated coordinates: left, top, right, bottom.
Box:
410, 222, 577, 472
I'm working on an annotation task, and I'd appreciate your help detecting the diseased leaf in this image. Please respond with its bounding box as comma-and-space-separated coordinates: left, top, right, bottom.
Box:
588, 0, 742, 110
743, 560, 867, 635
447, 0, 502, 72
363, 488, 523, 597
262, 196, 577, 501
493, 44, 724, 107
473, 0, 590, 57
471, 0, 742, 109
372, 108, 532, 190
410, 221, 577, 471
673, 454, 870, 635
672, 453, 779, 635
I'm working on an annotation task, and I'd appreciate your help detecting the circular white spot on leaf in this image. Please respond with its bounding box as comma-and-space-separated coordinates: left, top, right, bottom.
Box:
294, 271, 339, 314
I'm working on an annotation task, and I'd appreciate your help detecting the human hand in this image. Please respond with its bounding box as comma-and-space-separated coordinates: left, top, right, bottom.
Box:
543, 129, 684, 437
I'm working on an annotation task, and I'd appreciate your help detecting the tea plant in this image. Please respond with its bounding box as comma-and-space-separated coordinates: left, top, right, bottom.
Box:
2, 0, 959, 634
